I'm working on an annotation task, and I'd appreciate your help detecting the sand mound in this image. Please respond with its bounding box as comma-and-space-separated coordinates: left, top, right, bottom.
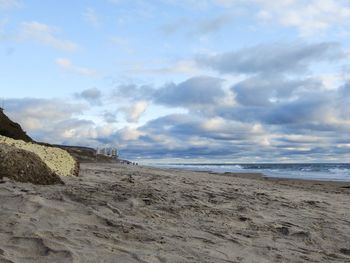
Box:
0, 144, 63, 185
0, 135, 79, 177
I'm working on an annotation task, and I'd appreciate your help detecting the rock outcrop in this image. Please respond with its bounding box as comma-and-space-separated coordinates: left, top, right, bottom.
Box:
0, 109, 32, 142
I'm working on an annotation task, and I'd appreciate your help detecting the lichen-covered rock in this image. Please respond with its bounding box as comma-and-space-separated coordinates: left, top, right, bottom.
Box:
0, 135, 79, 177
0, 144, 64, 185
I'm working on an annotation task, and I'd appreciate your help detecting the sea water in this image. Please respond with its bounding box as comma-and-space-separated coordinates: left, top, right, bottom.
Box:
153, 163, 350, 182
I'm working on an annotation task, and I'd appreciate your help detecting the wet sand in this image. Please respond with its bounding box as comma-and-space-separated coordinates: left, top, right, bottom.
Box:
0, 163, 350, 263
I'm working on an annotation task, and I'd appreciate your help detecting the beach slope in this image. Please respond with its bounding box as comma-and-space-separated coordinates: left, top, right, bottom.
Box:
0, 163, 349, 262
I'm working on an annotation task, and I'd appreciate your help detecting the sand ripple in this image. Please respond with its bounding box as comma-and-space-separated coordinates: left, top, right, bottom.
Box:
0, 163, 349, 262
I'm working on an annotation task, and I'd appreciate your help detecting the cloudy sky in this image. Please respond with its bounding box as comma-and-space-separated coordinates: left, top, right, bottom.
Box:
1, 0, 350, 163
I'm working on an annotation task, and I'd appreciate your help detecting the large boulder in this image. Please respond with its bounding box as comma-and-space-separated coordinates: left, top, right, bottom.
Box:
0, 144, 63, 185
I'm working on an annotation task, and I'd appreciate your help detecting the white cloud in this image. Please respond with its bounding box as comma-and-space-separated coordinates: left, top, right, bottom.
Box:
201, 117, 227, 131
345, 48, 350, 58
0, 18, 11, 42
3, 98, 119, 146
4, 98, 84, 136
130, 59, 200, 75
318, 73, 343, 90
56, 58, 97, 76
110, 36, 128, 46
19, 21, 78, 51
83, 8, 100, 28
119, 127, 144, 141
255, 0, 350, 36
0, 17, 8, 31
169, 60, 200, 74
163, 0, 213, 10
124, 101, 148, 123
213, 0, 237, 7
106, 0, 350, 38
0, 0, 21, 9
108, 0, 122, 4
109, 36, 134, 53
208, 0, 350, 36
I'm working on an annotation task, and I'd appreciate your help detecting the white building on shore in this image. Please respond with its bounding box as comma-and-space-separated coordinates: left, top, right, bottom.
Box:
96, 147, 119, 158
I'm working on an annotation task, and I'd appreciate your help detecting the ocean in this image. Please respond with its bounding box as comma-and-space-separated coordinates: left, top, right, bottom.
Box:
153, 163, 350, 182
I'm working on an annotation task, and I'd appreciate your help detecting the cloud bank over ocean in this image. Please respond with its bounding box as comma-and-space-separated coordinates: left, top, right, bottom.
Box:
1, 0, 350, 162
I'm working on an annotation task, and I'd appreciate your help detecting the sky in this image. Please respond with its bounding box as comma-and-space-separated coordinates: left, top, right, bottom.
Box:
1, 0, 350, 163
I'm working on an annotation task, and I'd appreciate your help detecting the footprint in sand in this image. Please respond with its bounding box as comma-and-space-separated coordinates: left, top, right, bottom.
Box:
2, 237, 74, 263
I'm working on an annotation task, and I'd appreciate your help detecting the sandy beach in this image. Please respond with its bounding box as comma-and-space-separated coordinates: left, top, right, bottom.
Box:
0, 163, 350, 263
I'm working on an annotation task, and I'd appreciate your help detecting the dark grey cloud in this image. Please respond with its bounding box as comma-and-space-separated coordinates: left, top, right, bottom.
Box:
263, 96, 329, 126
119, 112, 348, 160
232, 76, 320, 107
141, 114, 265, 142
75, 87, 102, 105
194, 14, 232, 34
4, 98, 85, 120
100, 68, 350, 161
103, 111, 118, 123
196, 42, 342, 75
155, 76, 224, 107
111, 76, 226, 109
161, 19, 186, 35
206, 75, 335, 130
337, 82, 350, 101
5, 49, 350, 161
106, 113, 275, 160
6, 87, 350, 162
336, 82, 350, 119
141, 114, 201, 137
112, 84, 154, 101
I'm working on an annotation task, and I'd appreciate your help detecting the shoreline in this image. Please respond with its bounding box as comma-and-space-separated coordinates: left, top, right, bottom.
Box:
148, 164, 350, 184
0, 162, 349, 262
149, 164, 350, 184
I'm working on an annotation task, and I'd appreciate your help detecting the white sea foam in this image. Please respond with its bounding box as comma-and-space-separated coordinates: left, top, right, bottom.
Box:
154, 163, 350, 182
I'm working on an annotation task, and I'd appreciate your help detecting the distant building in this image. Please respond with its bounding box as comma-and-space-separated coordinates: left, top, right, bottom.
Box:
96, 147, 119, 158
111, 148, 118, 157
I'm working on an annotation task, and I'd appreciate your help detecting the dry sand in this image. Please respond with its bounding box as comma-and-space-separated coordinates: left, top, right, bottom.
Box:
0, 163, 350, 263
